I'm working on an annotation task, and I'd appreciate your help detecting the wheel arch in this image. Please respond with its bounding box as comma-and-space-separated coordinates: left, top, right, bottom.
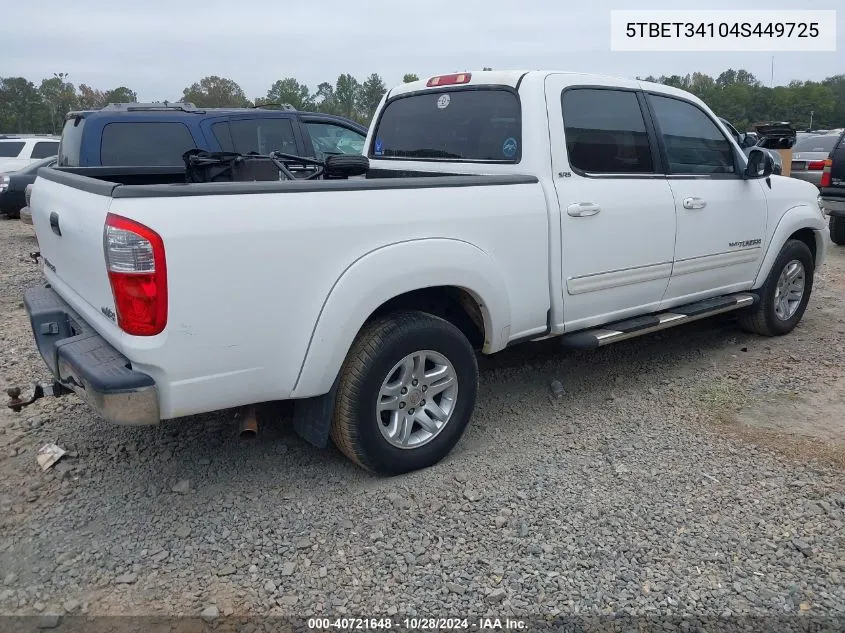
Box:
291, 238, 511, 398
753, 204, 826, 289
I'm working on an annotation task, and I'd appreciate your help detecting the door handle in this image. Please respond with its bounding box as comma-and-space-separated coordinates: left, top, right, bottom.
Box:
682, 197, 707, 210
49, 212, 62, 236
567, 202, 601, 217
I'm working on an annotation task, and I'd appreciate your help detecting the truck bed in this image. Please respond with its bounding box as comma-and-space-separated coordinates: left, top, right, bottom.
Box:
29, 164, 550, 420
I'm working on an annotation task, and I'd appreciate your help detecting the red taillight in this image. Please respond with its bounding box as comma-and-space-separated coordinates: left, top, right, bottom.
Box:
104, 213, 167, 336
807, 160, 826, 170
426, 73, 472, 87
820, 158, 832, 187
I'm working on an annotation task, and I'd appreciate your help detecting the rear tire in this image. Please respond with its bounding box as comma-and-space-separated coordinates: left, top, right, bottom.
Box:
830, 215, 845, 246
739, 239, 814, 336
331, 311, 478, 475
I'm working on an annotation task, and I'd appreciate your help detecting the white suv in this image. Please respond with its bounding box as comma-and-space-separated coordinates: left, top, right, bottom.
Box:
0, 135, 61, 173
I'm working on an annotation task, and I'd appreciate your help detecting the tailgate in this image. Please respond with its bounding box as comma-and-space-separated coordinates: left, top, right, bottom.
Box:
30, 173, 117, 325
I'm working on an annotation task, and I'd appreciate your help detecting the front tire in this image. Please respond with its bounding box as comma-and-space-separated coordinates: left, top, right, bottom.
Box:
830, 215, 845, 246
331, 311, 478, 475
739, 239, 814, 336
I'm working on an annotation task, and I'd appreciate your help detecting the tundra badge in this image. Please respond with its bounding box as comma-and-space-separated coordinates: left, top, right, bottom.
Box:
729, 239, 762, 248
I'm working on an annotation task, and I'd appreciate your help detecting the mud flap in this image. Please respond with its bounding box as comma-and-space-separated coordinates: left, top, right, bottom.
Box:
291, 376, 339, 449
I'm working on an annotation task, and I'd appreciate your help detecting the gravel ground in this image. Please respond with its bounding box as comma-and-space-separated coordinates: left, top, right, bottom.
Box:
0, 216, 843, 626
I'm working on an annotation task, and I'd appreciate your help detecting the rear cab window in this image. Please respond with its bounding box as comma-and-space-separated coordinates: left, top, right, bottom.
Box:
0, 141, 25, 158
370, 88, 521, 162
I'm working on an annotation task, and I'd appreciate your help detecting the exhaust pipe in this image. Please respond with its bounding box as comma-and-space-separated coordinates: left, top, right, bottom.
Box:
238, 406, 258, 441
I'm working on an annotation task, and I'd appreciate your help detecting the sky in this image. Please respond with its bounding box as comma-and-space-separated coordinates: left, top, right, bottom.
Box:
1, 0, 842, 102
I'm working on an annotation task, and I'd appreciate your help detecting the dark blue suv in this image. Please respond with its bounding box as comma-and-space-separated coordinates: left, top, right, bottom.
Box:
57, 102, 367, 167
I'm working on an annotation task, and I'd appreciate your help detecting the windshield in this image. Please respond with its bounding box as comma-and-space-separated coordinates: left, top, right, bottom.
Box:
371, 88, 521, 162
793, 135, 839, 153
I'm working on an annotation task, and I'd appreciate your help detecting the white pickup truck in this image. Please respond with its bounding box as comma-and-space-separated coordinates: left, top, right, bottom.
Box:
22, 70, 827, 475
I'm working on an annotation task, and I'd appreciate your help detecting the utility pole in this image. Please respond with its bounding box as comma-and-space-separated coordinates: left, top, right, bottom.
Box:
770, 56, 774, 87
809, 110, 814, 131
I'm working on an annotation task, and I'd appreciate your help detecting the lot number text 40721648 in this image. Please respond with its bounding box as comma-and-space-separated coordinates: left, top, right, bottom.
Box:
306, 617, 528, 630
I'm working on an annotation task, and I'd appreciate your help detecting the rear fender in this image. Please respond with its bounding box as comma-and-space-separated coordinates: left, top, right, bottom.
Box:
291, 238, 510, 398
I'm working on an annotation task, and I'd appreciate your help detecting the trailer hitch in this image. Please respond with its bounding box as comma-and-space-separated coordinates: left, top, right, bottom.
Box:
6, 382, 71, 413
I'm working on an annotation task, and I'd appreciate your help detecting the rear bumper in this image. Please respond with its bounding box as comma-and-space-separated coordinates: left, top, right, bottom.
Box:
24, 285, 160, 425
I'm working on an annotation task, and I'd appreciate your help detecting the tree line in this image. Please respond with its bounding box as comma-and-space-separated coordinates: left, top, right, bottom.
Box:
0, 72, 420, 135
1, 68, 843, 136
638, 69, 845, 132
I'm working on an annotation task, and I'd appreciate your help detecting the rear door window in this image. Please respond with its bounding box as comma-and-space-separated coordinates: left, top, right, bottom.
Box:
100, 122, 197, 166
31, 141, 59, 159
561, 88, 655, 174
0, 141, 25, 157
212, 118, 298, 155
371, 89, 521, 162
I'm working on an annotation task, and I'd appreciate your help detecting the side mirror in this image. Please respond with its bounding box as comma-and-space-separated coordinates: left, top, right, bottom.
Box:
740, 133, 756, 149
745, 148, 774, 179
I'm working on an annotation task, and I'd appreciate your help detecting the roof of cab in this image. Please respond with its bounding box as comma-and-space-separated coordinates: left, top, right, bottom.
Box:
388, 69, 705, 108
391, 70, 689, 94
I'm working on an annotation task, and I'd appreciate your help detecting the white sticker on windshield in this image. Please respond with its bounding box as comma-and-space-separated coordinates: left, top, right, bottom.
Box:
437, 94, 451, 109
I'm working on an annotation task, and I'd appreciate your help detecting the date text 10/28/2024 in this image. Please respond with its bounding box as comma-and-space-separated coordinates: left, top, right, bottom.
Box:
307, 617, 527, 630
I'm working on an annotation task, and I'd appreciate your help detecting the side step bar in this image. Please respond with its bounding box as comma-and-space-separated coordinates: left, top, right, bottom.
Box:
560, 292, 756, 350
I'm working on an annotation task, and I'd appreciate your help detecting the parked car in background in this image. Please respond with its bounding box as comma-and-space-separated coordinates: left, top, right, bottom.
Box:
23, 70, 827, 475
820, 131, 845, 245
0, 135, 60, 172
57, 102, 367, 168
0, 155, 57, 218
719, 117, 782, 175
790, 134, 840, 187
